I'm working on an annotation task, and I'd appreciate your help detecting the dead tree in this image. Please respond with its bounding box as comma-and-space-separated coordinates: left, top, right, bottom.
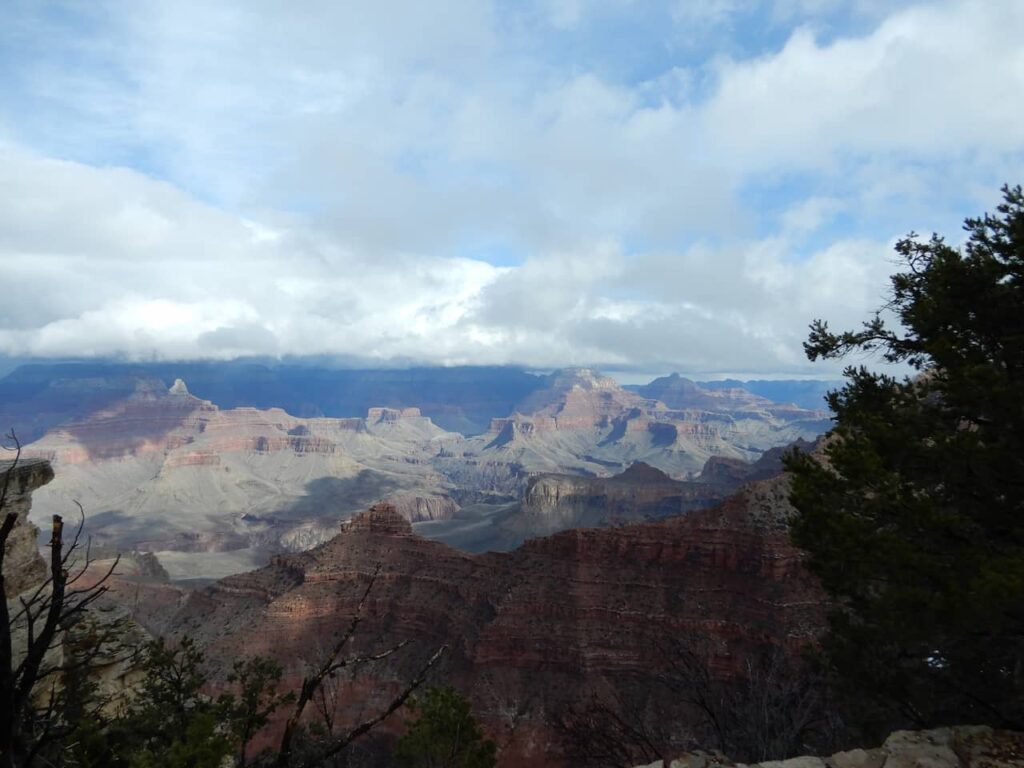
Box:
274, 564, 446, 768
0, 431, 121, 768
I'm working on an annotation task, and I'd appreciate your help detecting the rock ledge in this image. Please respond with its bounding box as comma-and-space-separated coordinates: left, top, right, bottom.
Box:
635, 726, 1024, 768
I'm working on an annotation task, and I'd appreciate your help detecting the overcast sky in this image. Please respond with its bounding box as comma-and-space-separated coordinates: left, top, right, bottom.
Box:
1, 0, 1021, 376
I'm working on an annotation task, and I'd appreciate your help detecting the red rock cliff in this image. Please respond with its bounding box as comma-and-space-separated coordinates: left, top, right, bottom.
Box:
165, 481, 824, 766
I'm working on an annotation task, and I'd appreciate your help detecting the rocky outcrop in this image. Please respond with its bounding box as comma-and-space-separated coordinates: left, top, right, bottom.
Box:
383, 492, 460, 522
56, 600, 152, 715
23, 384, 217, 464
698, 439, 813, 492
164, 486, 826, 767
0, 463, 159, 717
368, 406, 423, 422
22, 386, 437, 467
168, 378, 190, 396
1, 458, 54, 596
470, 369, 829, 478
635, 726, 1024, 768
340, 502, 414, 535
519, 461, 726, 533
485, 454, 798, 550
21, 385, 456, 577
515, 368, 645, 429
421, 452, 795, 553
19, 366, 829, 581
0, 363, 553, 439
635, 373, 775, 412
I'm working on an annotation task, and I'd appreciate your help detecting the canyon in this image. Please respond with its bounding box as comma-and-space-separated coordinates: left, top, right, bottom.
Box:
0, 370, 834, 766
156, 469, 824, 766
0, 363, 836, 444
15, 366, 828, 580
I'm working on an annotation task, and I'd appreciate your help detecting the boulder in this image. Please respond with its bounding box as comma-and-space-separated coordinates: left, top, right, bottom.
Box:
638, 726, 1024, 768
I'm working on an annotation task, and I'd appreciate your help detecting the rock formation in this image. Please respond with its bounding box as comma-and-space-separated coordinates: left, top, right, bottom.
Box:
1, 457, 54, 596
22, 384, 454, 578
515, 461, 724, 534
17, 367, 827, 580
163, 483, 825, 766
634, 372, 774, 411
0, 363, 549, 438
465, 369, 829, 479
634, 726, 1024, 768
381, 492, 460, 522
0, 458, 156, 720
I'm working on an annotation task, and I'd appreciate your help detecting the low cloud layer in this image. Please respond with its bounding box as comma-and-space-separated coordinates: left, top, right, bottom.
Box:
1, 0, 1021, 375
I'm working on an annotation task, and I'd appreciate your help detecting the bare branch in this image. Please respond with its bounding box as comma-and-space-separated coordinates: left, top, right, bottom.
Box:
275, 564, 381, 767
9, 575, 56, 626
14, 516, 67, 714
59, 503, 87, 571
308, 644, 447, 766
325, 638, 409, 677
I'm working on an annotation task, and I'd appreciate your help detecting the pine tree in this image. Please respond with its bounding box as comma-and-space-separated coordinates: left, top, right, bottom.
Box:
785, 185, 1024, 732
393, 687, 496, 768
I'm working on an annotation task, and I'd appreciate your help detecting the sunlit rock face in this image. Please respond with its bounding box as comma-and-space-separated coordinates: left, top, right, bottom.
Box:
21, 382, 455, 577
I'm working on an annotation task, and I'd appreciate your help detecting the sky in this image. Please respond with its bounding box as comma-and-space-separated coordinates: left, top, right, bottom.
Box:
0, 0, 1022, 377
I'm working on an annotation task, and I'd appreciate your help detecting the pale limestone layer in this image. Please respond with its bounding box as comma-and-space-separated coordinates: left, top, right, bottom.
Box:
635, 726, 1024, 768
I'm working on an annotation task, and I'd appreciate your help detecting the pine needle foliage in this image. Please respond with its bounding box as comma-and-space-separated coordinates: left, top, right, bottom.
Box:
393, 687, 496, 768
785, 185, 1024, 732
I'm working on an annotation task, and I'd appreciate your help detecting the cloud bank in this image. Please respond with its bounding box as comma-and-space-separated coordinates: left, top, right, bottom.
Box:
1, 0, 1021, 375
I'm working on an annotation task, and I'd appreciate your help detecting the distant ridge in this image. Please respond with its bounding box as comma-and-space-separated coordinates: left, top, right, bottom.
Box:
0, 362, 548, 439
697, 378, 839, 411
623, 375, 839, 411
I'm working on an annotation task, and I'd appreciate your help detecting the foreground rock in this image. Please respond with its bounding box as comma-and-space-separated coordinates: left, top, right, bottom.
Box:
635, 726, 1024, 768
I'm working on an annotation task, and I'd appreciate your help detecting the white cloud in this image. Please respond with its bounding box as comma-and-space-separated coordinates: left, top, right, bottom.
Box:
0, 144, 898, 373
702, 1, 1024, 169
0, 0, 1021, 375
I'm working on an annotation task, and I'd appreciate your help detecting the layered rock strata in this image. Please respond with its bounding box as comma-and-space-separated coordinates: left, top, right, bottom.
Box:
23, 382, 453, 576
165, 485, 825, 766
20, 369, 827, 579
469, 369, 829, 478
517, 461, 725, 535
